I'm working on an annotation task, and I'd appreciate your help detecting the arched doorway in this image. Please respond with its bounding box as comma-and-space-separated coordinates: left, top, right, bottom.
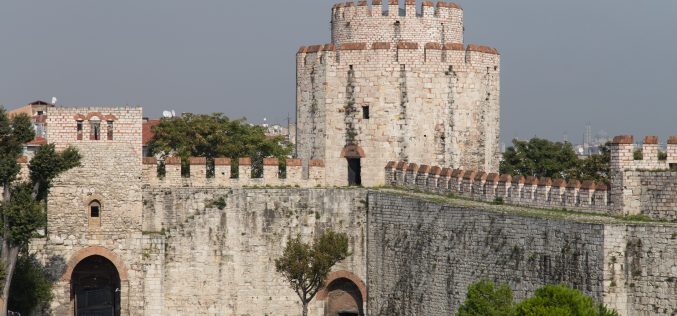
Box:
341, 145, 365, 186
72, 255, 121, 316
324, 278, 364, 316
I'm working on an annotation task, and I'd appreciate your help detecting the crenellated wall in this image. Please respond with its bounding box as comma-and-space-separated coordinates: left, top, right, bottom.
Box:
385, 161, 611, 214
331, 1, 464, 47
297, 1, 500, 187
610, 135, 677, 220
141, 157, 326, 188
368, 191, 677, 316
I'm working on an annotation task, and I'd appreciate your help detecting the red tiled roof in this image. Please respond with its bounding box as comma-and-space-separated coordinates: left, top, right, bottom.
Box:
26, 137, 47, 146
143, 119, 160, 145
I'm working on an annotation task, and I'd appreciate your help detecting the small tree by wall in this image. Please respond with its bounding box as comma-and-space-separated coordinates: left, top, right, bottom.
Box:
0, 108, 81, 313
274, 230, 351, 316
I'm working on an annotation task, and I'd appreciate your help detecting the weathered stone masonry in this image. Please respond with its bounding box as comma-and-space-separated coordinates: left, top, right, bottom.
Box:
367, 191, 677, 316
297, 1, 501, 187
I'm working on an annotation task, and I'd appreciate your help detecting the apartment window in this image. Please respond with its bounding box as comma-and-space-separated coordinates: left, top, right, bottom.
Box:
107, 121, 114, 140
90, 119, 101, 140
76, 121, 83, 140
35, 123, 45, 138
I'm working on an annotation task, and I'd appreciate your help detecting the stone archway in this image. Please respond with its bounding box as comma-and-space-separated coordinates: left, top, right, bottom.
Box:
72, 255, 120, 316
317, 271, 366, 316
62, 247, 129, 316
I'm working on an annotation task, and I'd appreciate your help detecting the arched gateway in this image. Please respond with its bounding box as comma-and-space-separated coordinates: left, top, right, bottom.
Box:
318, 271, 366, 316
62, 247, 128, 316
72, 256, 120, 316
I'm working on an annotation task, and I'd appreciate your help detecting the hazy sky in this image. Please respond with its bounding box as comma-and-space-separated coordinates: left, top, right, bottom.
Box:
2, 1, 677, 144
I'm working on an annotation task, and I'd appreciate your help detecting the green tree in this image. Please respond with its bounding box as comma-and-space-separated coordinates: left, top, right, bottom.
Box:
147, 113, 292, 177
458, 279, 514, 316
8, 254, 53, 315
500, 138, 579, 179
569, 142, 611, 184
274, 230, 351, 316
0, 107, 81, 312
514, 284, 618, 316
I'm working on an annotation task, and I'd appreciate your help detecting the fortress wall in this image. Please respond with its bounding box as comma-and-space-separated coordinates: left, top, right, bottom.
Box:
142, 188, 368, 315
29, 140, 146, 314
296, 45, 329, 163
297, 44, 500, 186
386, 161, 611, 214
610, 135, 677, 220
142, 157, 326, 188
45, 106, 143, 156
602, 224, 677, 316
367, 191, 607, 315
331, 1, 464, 46
367, 191, 677, 316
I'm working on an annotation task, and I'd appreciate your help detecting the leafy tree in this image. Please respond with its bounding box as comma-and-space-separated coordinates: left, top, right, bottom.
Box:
0, 107, 81, 312
458, 279, 514, 316
8, 254, 53, 315
569, 142, 611, 184
501, 138, 612, 184
500, 138, 579, 179
274, 230, 351, 316
513, 284, 618, 316
147, 113, 292, 177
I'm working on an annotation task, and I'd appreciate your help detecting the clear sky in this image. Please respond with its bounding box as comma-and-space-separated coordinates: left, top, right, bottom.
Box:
2, 0, 676, 144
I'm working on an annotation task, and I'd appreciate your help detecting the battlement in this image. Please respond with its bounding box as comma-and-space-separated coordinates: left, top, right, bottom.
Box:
331, 1, 464, 47
297, 41, 499, 69
385, 161, 610, 214
141, 157, 326, 188
610, 135, 677, 171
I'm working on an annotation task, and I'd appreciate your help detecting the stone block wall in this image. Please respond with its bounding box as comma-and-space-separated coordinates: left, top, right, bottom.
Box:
297, 1, 501, 187
367, 191, 677, 316
331, 1, 464, 47
610, 135, 677, 220
385, 161, 611, 214
142, 188, 368, 315
45, 106, 143, 157
142, 157, 326, 188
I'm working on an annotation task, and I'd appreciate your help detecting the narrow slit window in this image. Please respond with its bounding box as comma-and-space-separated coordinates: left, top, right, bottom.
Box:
362, 106, 370, 119
107, 121, 114, 140
90, 201, 100, 218
77, 121, 83, 140
90, 119, 101, 140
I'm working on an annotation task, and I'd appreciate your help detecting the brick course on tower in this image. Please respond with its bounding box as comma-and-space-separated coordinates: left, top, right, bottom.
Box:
296, 1, 501, 186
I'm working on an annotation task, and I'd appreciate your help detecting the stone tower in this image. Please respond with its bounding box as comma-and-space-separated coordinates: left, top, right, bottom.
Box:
296, 0, 501, 186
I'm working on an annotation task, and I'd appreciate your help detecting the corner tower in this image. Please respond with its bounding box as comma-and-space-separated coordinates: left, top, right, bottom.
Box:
296, 1, 500, 186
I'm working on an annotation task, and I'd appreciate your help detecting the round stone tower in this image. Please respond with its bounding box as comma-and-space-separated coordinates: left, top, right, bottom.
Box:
296, 1, 500, 186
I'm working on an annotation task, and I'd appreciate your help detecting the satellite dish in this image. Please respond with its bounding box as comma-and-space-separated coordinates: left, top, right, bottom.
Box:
578, 147, 584, 155
162, 111, 172, 118
171, 110, 176, 117
51, 97, 58, 105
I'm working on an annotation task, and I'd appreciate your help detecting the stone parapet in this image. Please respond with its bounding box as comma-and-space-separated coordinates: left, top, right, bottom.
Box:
385, 161, 611, 214
141, 157, 326, 188
331, 1, 464, 45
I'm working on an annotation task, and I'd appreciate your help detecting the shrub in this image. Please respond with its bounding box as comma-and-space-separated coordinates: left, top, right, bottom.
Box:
458, 279, 514, 316
514, 284, 618, 316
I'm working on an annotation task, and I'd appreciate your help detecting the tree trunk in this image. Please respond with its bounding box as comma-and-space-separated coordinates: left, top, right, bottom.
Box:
0, 246, 19, 316
302, 301, 308, 316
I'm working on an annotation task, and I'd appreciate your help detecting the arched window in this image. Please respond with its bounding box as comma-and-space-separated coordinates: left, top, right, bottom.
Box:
90, 116, 101, 140
89, 200, 101, 228
90, 201, 101, 217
